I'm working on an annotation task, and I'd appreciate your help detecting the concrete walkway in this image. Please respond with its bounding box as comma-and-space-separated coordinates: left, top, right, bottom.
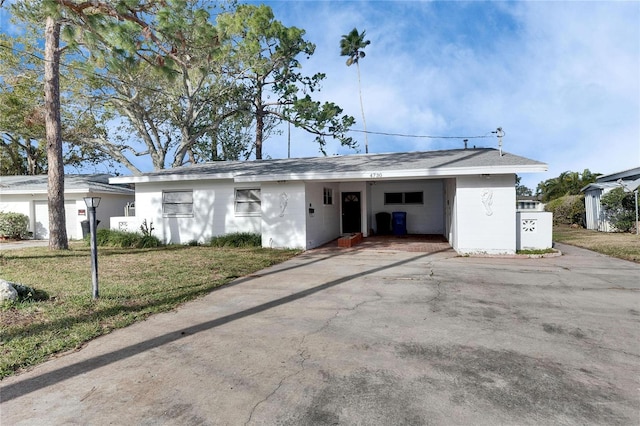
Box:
1, 243, 639, 425
0, 239, 49, 250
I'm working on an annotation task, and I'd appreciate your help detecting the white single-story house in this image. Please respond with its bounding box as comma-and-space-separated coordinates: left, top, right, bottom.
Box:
110, 148, 549, 254
0, 174, 135, 239
583, 167, 640, 232
516, 196, 544, 212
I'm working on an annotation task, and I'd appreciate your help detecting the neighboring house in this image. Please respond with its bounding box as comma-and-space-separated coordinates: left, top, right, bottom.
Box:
516, 196, 545, 212
111, 148, 549, 254
0, 174, 134, 239
583, 167, 640, 232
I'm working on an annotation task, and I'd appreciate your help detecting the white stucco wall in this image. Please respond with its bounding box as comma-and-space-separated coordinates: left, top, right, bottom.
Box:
133, 180, 261, 244
261, 181, 307, 249
0, 198, 31, 218
304, 182, 341, 249
444, 178, 456, 246
454, 174, 516, 254
1, 193, 132, 240
516, 211, 552, 250
369, 180, 444, 235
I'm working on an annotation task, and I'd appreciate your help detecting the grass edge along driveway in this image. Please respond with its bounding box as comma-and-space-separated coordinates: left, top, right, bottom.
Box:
553, 225, 640, 263
0, 244, 300, 379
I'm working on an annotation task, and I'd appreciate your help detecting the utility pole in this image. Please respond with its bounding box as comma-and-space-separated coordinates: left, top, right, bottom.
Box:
288, 121, 291, 159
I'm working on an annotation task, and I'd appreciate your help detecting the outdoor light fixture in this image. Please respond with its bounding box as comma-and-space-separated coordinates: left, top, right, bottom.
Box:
84, 196, 101, 299
83, 196, 101, 209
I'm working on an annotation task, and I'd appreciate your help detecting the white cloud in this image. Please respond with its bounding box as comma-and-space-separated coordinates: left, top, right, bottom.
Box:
262, 0, 639, 190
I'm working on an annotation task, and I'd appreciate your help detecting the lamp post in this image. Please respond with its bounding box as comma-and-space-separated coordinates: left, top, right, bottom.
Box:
84, 196, 101, 299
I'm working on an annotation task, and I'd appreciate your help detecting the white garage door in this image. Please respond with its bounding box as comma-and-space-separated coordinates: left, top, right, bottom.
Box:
34, 201, 77, 240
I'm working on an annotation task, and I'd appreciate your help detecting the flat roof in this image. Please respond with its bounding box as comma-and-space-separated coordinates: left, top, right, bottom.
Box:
0, 174, 134, 195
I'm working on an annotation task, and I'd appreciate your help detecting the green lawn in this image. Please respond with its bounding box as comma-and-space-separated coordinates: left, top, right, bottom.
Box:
0, 244, 299, 379
553, 225, 640, 263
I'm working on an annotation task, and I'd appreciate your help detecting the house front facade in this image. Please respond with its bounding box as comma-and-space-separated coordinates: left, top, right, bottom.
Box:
0, 174, 134, 239
110, 148, 548, 254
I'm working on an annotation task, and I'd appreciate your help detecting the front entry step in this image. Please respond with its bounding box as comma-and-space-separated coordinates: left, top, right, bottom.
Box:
338, 232, 363, 248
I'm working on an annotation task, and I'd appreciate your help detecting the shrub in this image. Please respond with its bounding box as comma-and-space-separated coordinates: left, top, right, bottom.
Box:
545, 195, 585, 226
601, 187, 636, 232
138, 235, 161, 248
12, 283, 49, 302
89, 229, 162, 248
209, 232, 261, 248
0, 212, 30, 240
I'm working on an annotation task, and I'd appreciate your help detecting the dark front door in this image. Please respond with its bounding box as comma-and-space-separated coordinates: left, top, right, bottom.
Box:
342, 192, 362, 233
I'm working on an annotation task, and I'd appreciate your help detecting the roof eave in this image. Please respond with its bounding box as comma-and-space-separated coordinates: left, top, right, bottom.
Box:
109, 173, 236, 184
234, 164, 548, 183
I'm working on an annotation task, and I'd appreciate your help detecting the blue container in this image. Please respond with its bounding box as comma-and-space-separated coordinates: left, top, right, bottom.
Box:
392, 211, 407, 236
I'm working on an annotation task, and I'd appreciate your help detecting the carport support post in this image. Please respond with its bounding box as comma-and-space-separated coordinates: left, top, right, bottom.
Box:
84, 197, 101, 299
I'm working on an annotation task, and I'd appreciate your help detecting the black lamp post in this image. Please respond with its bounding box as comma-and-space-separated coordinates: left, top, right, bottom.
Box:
84, 196, 101, 299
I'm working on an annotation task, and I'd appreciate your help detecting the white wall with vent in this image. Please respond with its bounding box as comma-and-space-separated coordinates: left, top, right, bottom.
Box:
516, 211, 553, 250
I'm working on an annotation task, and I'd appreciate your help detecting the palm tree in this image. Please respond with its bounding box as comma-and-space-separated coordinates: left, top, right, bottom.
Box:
340, 28, 371, 153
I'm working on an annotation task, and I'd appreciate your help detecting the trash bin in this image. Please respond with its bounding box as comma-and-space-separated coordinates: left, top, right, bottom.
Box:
81, 220, 100, 238
81, 220, 90, 238
392, 211, 407, 236
375, 212, 391, 235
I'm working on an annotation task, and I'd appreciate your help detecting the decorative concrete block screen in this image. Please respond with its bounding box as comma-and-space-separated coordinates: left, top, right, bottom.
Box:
110, 216, 143, 234
516, 211, 552, 250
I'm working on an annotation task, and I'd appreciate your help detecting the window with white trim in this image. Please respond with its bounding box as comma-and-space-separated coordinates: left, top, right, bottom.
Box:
235, 188, 261, 215
163, 190, 193, 217
323, 188, 333, 205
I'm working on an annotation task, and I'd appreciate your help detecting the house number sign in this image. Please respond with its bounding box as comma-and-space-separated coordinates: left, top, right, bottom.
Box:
369, 172, 383, 178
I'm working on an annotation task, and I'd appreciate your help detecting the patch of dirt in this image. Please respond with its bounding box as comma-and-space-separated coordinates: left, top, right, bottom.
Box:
0, 306, 46, 329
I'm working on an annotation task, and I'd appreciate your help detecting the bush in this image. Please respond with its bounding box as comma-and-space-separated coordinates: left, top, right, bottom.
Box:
90, 229, 162, 248
601, 187, 636, 232
545, 195, 585, 226
209, 232, 261, 248
12, 283, 49, 302
0, 212, 30, 240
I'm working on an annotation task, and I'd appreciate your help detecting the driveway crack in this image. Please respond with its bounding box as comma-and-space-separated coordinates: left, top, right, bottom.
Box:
243, 294, 381, 425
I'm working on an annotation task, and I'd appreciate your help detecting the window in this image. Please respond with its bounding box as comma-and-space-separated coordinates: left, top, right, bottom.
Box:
384, 191, 424, 205
404, 192, 424, 204
163, 190, 193, 217
235, 188, 261, 215
323, 188, 333, 205
384, 192, 403, 204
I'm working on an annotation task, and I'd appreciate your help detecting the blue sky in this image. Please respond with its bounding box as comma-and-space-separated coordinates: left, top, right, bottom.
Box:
252, 0, 640, 190
1, 1, 639, 190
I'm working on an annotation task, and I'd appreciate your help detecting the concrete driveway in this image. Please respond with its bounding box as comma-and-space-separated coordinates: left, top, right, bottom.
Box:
1, 243, 639, 425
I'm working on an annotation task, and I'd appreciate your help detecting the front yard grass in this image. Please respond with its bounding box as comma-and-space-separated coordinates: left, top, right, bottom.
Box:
0, 244, 299, 379
554, 225, 640, 263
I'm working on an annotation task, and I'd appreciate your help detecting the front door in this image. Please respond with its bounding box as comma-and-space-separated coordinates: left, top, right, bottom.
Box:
342, 192, 362, 233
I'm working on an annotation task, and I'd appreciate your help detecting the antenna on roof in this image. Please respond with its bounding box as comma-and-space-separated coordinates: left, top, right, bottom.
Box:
492, 127, 505, 156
